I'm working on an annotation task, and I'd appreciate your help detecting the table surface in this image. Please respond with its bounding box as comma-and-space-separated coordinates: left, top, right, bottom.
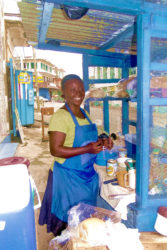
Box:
94, 164, 136, 219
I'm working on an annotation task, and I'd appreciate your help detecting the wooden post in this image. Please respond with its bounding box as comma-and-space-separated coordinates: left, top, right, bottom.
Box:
33, 47, 40, 111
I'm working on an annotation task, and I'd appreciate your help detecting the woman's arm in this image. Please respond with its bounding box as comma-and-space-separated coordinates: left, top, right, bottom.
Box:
49, 131, 103, 158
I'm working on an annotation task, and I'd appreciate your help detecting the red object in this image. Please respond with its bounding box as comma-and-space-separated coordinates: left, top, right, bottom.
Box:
0, 157, 30, 168
158, 206, 167, 218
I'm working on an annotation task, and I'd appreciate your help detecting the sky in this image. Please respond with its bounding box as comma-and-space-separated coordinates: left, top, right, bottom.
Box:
14, 47, 83, 77
35, 49, 83, 77
4, 0, 83, 77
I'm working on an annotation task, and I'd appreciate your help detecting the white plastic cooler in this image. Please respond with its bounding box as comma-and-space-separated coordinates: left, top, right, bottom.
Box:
0, 164, 37, 250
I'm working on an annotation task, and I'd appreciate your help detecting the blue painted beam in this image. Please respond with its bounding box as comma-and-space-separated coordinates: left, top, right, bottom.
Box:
122, 63, 129, 134
25, 0, 167, 16
89, 79, 120, 84
151, 30, 167, 39
136, 14, 151, 209
85, 54, 137, 68
85, 96, 132, 102
83, 54, 89, 91
8, 59, 17, 137
122, 99, 129, 135
37, 42, 123, 58
85, 54, 123, 67
124, 119, 136, 127
38, 2, 54, 43
37, 42, 137, 67
149, 9, 167, 26
44, 0, 142, 15
99, 23, 136, 51
103, 98, 110, 133
144, 2, 167, 16
149, 98, 167, 106
151, 62, 167, 71
148, 197, 167, 207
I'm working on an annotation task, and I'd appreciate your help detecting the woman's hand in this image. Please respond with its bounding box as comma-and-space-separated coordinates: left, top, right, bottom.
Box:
49, 131, 103, 158
102, 137, 114, 150
86, 140, 103, 154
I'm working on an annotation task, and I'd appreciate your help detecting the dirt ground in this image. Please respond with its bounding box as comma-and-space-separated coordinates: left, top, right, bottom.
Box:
14, 104, 136, 250
15, 116, 54, 250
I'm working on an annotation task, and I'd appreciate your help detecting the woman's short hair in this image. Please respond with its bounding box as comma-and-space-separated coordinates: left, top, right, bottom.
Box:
61, 74, 83, 89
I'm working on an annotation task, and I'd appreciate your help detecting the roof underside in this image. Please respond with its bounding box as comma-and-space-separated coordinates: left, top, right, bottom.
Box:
18, 0, 167, 59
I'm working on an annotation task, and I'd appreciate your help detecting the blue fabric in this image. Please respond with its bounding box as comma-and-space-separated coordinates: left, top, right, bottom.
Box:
38, 170, 67, 236
51, 103, 99, 222
61, 74, 82, 89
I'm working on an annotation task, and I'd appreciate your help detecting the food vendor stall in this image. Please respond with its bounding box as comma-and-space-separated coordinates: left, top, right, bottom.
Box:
15, 0, 167, 233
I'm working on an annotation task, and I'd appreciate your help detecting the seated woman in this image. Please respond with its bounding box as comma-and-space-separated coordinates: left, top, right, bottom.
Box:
39, 74, 113, 236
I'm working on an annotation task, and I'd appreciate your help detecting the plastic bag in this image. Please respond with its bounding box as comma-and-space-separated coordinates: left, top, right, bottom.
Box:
49, 203, 143, 250
126, 76, 137, 98
112, 76, 137, 98
67, 203, 121, 228
112, 79, 130, 98
85, 87, 106, 98
49, 203, 120, 249
62, 5, 89, 20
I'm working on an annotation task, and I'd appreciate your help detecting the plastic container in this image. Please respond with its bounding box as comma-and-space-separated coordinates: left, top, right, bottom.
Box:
106, 159, 118, 177
116, 169, 128, 188
154, 206, 167, 236
125, 134, 136, 159
0, 164, 37, 250
95, 149, 117, 166
117, 157, 129, 170
0, 157, 41, 209
0, 156, 30, 168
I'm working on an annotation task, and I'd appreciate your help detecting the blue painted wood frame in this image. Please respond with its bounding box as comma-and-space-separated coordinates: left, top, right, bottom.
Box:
103, 98, 109, 133
37, 43, 137, 67
84, 97, 136, 134
45, 0, 142, 15
127, 13, 167, 232
45, 0, 167, 16
127, 14, 152, 231
82, 54, 89, 91
9, 58, 17, 137
89, 79, 120, 84
38, 2, 54, 43
122, 59, 129, 135
83, 54, 137, 134
136, 13, 151, 209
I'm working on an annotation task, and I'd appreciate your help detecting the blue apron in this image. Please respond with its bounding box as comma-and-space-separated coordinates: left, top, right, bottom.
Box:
51, 103, 99, 222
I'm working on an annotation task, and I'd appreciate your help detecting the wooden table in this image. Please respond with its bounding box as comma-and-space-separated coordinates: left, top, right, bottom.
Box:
94, 164, 167, 250
94, 164, 135, 220
140, 232, 167, 250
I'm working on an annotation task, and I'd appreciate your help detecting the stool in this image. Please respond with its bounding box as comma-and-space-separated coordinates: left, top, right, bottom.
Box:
41, 107, 54, 141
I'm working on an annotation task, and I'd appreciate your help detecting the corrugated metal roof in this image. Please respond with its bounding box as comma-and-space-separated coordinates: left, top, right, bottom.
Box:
17, 0, 167, 57
18, 1, 137, 55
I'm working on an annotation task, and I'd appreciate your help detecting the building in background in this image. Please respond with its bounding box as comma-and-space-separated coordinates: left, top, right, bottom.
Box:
14, 56, 65, 101
0, 0, 28, 144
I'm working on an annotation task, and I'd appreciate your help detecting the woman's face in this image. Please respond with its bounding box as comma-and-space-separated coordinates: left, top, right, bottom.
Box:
63, 78, 85, 107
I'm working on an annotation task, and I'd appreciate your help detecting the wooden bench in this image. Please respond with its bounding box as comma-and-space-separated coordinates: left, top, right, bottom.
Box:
140, 232, 167, 250
41, 107, 54, 141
